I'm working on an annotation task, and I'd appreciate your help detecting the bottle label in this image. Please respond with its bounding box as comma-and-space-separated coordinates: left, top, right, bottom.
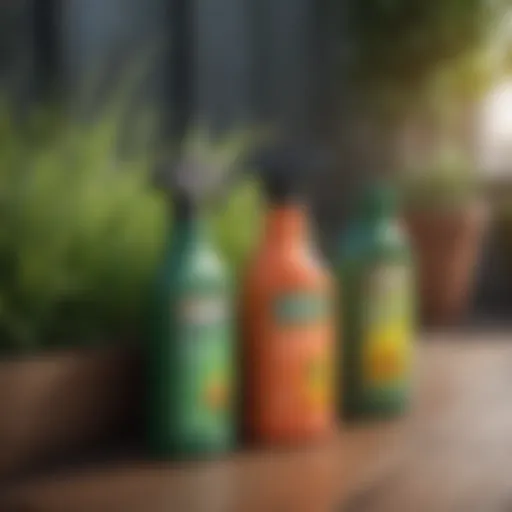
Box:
177, 294, 233, 441
274, 293, 328, 326
361, 266, 412, 392
268, 292, 334, 428
180, 296, 227, 327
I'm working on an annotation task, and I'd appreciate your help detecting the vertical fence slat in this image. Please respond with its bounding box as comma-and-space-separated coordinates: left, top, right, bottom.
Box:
193, 0, 252, 129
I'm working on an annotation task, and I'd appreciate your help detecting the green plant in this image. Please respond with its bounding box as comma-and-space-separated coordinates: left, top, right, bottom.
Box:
210, 174, 262, 275
0, 107, 264, 355
399, 143, 479, 211
0, 100, 164, 353
351, 1, 503, 105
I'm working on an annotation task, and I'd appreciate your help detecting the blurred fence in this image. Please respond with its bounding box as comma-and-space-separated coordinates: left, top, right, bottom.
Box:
0, 0, 340, 132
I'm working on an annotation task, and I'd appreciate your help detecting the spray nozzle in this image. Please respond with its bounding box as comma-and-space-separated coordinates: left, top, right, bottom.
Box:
152, 128, 257, 209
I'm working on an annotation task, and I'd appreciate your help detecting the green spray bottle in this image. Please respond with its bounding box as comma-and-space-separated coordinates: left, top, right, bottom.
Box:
147, 157, 235, 457
338, 182, 415, 419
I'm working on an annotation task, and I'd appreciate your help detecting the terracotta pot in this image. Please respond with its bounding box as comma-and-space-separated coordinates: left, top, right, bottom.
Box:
0, 345, 142, 478
404, 202, 488, 326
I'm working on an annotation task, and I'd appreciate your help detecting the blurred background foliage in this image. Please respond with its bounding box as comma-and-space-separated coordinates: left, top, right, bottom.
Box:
337, 0, 512, 203
346, 0, 508, 121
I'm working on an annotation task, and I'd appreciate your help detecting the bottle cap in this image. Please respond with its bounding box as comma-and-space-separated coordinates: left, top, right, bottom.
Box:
251, 142, 332, 204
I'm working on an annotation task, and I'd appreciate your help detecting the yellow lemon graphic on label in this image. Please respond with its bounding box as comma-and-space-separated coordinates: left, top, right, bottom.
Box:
204, 374, 229, 412
365, 325, 409, 386
304, 357, 332, 410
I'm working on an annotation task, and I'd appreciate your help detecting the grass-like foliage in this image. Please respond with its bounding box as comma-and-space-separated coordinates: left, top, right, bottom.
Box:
342, 0, 509, 122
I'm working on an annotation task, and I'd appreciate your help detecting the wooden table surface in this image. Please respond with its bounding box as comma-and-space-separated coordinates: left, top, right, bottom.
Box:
4, 331, 512, 512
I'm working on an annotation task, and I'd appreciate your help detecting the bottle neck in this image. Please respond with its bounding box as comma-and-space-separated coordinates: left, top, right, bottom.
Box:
360, 208, 392, 225
170, 202, 206, 249
264, 202, 309, 246
357, 184, 397, 224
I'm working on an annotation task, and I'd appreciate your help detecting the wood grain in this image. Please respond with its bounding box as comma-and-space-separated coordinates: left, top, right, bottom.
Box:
4, 331, 512, 512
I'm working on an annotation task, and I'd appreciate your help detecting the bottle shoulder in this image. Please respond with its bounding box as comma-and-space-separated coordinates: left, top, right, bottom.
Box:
245, 244, 331, 292
159, 239, 229, 291
341, 219, 410, 259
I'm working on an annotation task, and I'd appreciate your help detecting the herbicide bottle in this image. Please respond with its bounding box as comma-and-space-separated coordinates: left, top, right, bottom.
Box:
339, 182, 414, 419
148, 159, 235, 457
242, 146, 336, 444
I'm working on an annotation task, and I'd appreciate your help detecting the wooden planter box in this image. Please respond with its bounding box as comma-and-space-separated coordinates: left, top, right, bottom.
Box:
0, 345, 142, 478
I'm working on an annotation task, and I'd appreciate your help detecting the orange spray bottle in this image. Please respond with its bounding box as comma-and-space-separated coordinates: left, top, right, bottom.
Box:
242, 146, 336, 445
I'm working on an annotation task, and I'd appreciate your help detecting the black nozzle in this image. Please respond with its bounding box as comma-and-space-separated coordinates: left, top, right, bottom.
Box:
249, 142, 333, 203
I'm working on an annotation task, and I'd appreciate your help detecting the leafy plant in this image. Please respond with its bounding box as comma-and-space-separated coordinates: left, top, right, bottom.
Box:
0, 107, 264, 355
399, 143, 479, 211
0, 100, 165, 353
210, 174, 263, 275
